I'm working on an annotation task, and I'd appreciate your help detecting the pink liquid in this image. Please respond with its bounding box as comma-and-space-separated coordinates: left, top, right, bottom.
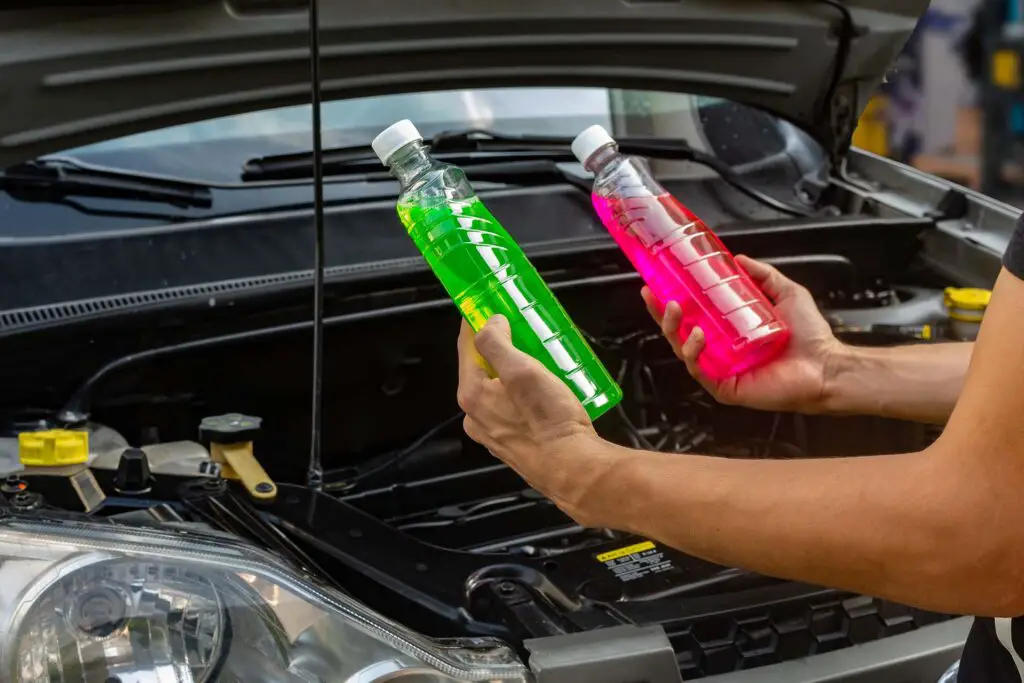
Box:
593, 193, 789, 380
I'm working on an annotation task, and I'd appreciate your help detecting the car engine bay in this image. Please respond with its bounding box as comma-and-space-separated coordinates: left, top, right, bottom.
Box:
0, 199, 970, 679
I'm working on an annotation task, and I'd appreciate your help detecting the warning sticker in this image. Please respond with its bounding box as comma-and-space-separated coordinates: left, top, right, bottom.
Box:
596, 541, 674, 582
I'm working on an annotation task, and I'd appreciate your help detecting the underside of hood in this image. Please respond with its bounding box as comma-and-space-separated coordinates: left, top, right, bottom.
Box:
0, 0, 927, 169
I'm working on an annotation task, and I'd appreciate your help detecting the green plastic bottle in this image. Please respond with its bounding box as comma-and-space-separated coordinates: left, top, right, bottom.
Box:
372, 120, 622, 421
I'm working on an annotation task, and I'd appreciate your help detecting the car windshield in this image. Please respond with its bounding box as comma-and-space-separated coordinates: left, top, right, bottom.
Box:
59, 87, 815, 184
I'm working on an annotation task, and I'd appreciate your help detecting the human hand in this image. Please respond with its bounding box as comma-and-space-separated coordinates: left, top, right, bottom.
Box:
642, 255, 842, 413
456, 316, 619, 525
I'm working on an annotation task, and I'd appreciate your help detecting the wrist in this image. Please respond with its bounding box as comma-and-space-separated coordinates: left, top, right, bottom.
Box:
819, 343, 875, 416
545, 432, 631, 529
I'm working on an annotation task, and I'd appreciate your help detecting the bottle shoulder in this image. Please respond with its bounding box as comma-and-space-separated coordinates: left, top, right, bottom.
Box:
592, 154, 664, 198
399, 161, 475, 204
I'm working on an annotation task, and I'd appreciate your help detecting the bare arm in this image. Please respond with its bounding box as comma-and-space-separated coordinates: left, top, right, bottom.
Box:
821, 342, 973, 424
458, 269, 1024, 618
576, 270, 1024, 617
642, 256, 974, 425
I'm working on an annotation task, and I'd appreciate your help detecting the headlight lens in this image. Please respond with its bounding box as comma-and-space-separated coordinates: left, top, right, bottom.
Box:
0, 516, 526, 683
17, 561, 228, 682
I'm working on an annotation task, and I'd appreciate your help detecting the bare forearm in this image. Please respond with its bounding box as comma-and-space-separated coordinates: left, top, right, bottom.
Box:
582, 438, 1017, 616
821, 342, 973, 423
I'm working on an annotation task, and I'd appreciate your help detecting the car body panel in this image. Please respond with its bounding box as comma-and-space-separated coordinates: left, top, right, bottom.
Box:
1, 0, 926, 168
843, 149, 1022, 287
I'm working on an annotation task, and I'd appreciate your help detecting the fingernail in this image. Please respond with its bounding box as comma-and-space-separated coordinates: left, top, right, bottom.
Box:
693, 327, 704, 342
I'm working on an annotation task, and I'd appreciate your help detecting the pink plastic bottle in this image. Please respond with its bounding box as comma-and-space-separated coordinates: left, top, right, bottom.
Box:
571, 125, 790, 380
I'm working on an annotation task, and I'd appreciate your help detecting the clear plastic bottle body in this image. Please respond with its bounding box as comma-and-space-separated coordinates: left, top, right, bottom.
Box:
388, 142, 622, 420
585, 145, 790, 380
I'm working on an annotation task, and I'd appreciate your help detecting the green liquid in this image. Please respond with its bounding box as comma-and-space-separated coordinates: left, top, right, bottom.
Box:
397, 195, 622, 420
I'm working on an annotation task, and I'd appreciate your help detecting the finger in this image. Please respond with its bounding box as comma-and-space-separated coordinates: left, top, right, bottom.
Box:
679, 327, 721, 394
458, 320, 489, 381
735, 255, 794, 303
462, 414, 484, 444
457, 321, 489, 412
660, 301, 686, 356
680, 326, 706, 374
474, 315, 579, 422
641, 287, 665, 325
474, 315, 534, 378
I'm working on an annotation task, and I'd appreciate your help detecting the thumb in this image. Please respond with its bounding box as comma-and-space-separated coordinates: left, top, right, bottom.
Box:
735, 255, 794, 303
475, 315, 563, 412
474, 315, 526, 377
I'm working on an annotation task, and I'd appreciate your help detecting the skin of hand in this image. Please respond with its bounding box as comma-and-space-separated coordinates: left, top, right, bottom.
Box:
641, 254, 842, 413
456, 316, 617, 526
459, 268, 1024, 617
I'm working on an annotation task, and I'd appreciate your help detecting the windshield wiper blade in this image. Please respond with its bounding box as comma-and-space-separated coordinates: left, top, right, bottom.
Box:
242, 131, 575, 182
241, 128, 757, 179
429, 128, 579, 153
428, 130, 816, 217
240, 127, 679, 183
243, 128, 815, 217
0, 157, 213, 209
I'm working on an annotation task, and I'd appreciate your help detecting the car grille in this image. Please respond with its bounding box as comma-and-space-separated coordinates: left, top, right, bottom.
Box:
669, 594, 954, 679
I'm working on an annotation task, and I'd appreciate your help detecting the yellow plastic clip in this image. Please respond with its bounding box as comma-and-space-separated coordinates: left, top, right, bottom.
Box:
209, 442, 277, 501
18, 430, 89, 467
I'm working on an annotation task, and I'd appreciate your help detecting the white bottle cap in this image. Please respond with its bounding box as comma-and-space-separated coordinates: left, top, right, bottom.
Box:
571, 124, 616, 165
372, 119, 423, 165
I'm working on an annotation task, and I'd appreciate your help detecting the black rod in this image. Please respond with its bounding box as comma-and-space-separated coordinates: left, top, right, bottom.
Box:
306, 0, 326, 491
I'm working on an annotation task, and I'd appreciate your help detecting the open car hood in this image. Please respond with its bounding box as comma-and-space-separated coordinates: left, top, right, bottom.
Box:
1, 0, 926, 169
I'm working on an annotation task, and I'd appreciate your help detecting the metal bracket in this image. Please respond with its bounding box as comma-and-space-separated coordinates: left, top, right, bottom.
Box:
525, 624, 683, 683
826, 86, 857, 167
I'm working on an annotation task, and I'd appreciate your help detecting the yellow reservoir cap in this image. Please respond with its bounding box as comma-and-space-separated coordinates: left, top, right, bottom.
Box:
944, 287, 992, 322
944, 287, 992, 310
18, 430, 89, 466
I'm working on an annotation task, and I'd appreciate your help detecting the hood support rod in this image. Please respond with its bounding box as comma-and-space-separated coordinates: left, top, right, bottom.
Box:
306, 0, 327, 491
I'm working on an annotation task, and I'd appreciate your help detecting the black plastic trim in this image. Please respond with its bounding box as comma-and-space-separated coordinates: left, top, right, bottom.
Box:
702, 618, 968, 683
0, 205, 932, 335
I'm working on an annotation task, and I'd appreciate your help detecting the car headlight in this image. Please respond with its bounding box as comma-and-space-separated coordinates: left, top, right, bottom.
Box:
0, 515, 527, 683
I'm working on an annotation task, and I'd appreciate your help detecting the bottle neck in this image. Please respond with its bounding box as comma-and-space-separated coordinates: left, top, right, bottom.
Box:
388, 141, 432, 186
584, 143, 620, 174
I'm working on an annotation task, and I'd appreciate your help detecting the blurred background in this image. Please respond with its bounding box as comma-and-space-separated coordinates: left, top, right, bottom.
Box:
855, 0, 1024, 205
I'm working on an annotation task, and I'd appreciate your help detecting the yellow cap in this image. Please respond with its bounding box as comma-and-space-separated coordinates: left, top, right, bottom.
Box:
18, 430, 89, 467
944, 287, 992, 322
944, 287, 991, 310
